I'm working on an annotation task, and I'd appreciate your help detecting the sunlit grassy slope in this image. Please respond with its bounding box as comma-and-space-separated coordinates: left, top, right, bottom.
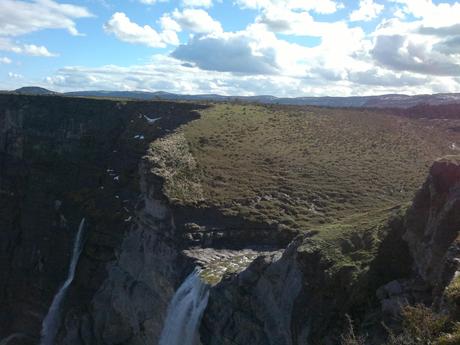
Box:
151, 103, 460, 236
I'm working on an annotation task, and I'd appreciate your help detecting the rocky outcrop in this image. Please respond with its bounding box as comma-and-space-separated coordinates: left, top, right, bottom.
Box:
404, 157, 460, 300
200, 158, 460, 345
202, 244, 301, 345
201, 222, 407, 345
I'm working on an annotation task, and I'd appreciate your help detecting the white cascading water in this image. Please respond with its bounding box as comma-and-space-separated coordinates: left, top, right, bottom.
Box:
159, 269, 210, 345
40, 218, 86, 345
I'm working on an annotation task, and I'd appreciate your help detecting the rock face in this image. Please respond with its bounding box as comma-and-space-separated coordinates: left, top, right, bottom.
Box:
202, 245, 301, 345
0, 94, 203, 344
58, 158, 193, 345
404, 157, 460, 298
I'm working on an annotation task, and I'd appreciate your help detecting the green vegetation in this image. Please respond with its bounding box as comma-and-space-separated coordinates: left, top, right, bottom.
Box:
149, 132, 204, 203
341, 303, 460, 345
152, 102, 459, 239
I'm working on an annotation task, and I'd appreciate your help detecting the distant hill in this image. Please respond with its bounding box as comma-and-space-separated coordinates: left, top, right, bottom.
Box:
64, 90, 460, 108
7, 86, 460, 108
13, 86, 57, 95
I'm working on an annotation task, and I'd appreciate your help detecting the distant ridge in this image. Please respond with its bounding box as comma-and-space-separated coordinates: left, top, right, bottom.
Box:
7, 86, 460, 109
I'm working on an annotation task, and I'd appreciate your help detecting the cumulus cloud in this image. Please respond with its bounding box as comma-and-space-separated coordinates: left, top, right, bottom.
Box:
0, 38, 57, 57
390, 0, 460, 27
349, 0, 384, 22
372, 34, 460, 76
171, 31, 280, 74
348, 68, 427, 87
170, 23, 316, 75
257, 7, 321, 35
22, 44, 57, 57
256, 6, 359, 38
235, 0, 343, 14
182, 0, 213, 8
0, 57, 11, 64
104, 12, 178, 47
170, 9, 223, 33
0, 0, 92, 36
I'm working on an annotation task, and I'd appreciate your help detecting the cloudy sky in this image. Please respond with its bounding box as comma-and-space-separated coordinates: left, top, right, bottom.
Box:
1, 0, 460, 96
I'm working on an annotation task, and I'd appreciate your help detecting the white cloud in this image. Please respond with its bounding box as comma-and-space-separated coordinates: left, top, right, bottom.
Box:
0, 0, 92, 36
139, 0, 168, 4
172, 29, 279, 74
139, 0, 214, 7
350, 0, 384, 22
43, 56, 310, 95
0, 57, 12, 64
372, 34, 460, 76
171, 9, 223, 33
104, 12, 179, 47
368, 5, 460, 77
235, 0, 343, 14
22, 44, 57, 57
171, 23, 314, 75
0, 38, 57, 57
390, 0, 460, 27
182, 0, 213, 8
257, 7, 356, 37
159, 15, 182, 32
8, 72, 22, 79
42, 54, 459, 96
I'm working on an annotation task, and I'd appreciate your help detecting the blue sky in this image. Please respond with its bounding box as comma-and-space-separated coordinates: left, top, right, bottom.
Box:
1, 0, 460, 96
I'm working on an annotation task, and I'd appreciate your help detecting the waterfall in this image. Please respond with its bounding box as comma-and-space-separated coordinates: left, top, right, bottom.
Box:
40, 218, 86, 345
159, 269, 210, 345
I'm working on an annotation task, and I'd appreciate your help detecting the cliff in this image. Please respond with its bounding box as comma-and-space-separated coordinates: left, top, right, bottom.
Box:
0, 94, 204, 343
1, 95, 460, 345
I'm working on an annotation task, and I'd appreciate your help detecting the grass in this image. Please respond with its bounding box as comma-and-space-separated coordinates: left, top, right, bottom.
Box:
150, 102, 460, 239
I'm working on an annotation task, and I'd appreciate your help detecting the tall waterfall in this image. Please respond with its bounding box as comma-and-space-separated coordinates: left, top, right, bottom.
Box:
40, 218, 86, 345
159, 269, 210, 345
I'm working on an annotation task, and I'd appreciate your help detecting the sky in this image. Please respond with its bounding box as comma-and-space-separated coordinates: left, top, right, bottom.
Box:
1, 0, 460, 96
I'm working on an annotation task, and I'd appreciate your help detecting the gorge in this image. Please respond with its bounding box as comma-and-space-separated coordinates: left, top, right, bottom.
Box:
1, 93, 460, 345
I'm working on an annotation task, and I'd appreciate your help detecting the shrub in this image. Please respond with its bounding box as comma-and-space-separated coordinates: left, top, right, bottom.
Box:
383, 305, 450, 345
401, 304, 449, 342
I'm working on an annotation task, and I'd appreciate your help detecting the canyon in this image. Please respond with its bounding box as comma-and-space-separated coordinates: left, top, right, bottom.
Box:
1, 93, 460, 345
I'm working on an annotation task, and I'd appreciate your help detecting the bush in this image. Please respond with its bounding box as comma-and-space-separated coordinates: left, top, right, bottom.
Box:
401, 304, 449, 342
383, 305, 450, 345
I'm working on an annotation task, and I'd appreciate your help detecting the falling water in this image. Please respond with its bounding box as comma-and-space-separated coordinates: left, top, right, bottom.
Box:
40, 218, 86, 345
159, 269, 210, 345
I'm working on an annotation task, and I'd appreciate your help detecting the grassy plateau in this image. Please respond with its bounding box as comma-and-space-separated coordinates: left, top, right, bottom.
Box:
151, 102, 460, 240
